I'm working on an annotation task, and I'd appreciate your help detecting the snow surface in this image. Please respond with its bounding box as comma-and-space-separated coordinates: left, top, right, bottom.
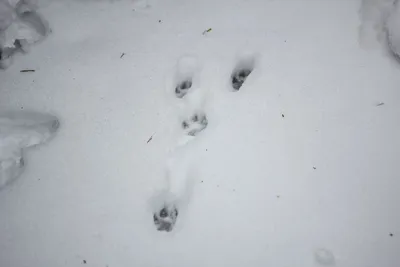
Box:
386, 0, 400, 56
0, 0, 49, 69
1, 0, 400, 266
359, 0, 400, 58
0, 110, 59, 189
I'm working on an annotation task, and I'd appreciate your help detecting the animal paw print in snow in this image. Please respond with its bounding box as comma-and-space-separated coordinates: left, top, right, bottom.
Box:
181, 113, 208, 136
153, 205, 179, 232
175, 79, 193, 98
230, 54, 256, 91
231, 68, 252, 91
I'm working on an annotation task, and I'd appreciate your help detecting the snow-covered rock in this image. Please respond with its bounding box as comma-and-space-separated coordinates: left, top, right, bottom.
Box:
0, 111, 59, 189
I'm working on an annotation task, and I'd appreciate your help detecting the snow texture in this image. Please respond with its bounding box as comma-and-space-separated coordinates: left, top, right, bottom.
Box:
314, 248, 336, 266
359, 0, 400, 58
386, 0, 400, 56
0, 111, 59, 189
0, 0, 49, 69
1, 0, 400, 266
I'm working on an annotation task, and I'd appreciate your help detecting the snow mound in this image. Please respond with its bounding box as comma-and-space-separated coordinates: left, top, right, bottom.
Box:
0, 111, 59, 189
0, 0, 49, 69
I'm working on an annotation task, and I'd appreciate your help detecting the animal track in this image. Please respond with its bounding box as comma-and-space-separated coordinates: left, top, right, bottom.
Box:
231, 68, 252, 90
173, 56, 198, 98
153, 53, 260, 232
152, 54, 258, 232
153, 205, 179, 232
231, 55, 256, 91
181, 113, 208, 136
175, 79, 193, 98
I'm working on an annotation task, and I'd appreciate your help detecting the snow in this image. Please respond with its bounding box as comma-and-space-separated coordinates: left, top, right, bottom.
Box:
387, 0, 400, 56
1, 0, 400, 266
359, 0, 400, 58
314, 248, 336, 266
0, 0, 49, 68
0, 110, 59, 189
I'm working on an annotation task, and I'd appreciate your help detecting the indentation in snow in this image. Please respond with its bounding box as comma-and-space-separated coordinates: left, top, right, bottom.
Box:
175, 79, 193, 98
181, 112, 208, 136
0, 111, 59, 189
153, 205, 179, 232
358, 0, 400, 58
231, 53, 256, 91
314, 248, 335, 266
386, 0, 400, 57
173, 55, 199, 98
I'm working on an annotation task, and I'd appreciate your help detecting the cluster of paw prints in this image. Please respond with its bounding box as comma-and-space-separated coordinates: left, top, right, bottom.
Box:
175, 64, 253, 135
175, 65, 253, 98
152, 59, 254, 232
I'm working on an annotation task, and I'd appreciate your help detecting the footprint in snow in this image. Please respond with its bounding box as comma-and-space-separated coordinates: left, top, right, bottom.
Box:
175, 79, 193, 98
231, 54, 256, 91
181, 112, 208, 136
173, 56, 199, 98
153, 205, 179, 232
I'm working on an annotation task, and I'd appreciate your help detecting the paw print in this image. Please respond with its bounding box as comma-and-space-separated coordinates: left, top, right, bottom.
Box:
231, 68, 252, 91
175, 79, 193, 98
231, 54, 256, 91
153, 205, 179, 232
181, 113, 208, 136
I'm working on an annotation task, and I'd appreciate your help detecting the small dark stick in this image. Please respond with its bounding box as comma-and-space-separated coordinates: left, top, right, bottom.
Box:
120, 53, 125, 58
202, 28, 212, 35
146, 135, 153, 143
20, 69, 35, 73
